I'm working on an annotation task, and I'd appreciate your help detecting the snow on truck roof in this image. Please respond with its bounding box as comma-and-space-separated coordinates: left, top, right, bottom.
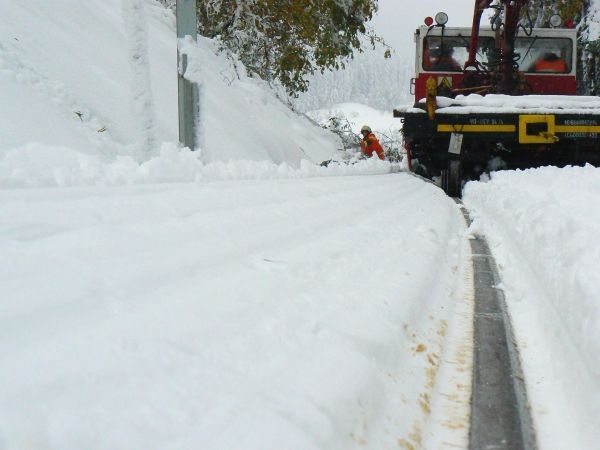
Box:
396, 94, 600, 115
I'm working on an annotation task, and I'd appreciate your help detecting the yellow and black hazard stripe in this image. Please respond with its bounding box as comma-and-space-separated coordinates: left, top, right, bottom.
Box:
435, 114, 600, 144
437, 124, 516, 133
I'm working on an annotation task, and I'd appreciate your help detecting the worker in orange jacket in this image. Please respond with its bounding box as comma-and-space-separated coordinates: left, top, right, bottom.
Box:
359, 125, 385, 160
533, 52, 567, 73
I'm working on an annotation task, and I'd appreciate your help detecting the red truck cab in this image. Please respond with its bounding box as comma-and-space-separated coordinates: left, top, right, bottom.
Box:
412, 25, 578, 102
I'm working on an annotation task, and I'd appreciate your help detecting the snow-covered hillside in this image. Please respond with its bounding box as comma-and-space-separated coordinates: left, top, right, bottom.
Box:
0, 0, 341, 178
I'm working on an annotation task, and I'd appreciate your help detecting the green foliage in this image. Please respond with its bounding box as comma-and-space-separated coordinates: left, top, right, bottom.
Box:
556, 0, 585, 21
586, 40, 600, 56
197, 0, 381, 96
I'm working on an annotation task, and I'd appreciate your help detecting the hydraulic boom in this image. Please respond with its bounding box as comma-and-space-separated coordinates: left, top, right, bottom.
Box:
466, 0, 529, 94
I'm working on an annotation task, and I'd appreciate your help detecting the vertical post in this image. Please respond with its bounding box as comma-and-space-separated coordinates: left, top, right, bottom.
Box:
177, 0, 199, 150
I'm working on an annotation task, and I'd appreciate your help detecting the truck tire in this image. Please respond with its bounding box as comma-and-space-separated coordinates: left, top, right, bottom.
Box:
441, 160, 462, 197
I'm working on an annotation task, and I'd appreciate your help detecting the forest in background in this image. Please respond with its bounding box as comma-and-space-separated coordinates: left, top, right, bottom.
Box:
293, 47, 413, 112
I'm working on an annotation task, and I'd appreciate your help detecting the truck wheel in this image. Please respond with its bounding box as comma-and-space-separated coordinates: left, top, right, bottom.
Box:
412, 160, 429, 178
441, 160, 462, 197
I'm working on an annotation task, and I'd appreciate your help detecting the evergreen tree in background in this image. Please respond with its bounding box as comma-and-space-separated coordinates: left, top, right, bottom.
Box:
196, 0, 383, 96
293, 47, 412, 112
580, 0, 599, 95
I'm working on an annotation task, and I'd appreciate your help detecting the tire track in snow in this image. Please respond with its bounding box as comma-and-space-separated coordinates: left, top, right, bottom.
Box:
398, 201, 474, 450
397, 193, 537, 450
0, 176, 420, 350
0, 174, 480, 449
419, 234, 474, 450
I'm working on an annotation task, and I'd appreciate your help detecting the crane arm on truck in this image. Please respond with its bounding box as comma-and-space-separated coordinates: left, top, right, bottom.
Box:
465, 0, 494, 70
465, 0, 530, 94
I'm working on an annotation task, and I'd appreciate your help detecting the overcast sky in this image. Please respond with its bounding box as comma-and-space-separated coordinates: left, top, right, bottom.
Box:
371, 0, 476, 51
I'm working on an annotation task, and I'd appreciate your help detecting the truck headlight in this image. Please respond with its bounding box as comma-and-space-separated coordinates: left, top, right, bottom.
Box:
435, 12, 449, 26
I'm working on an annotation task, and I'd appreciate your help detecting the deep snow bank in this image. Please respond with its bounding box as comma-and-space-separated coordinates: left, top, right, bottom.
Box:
463, 165, 600, 450
0, 142, 396, 188
0, 0, 340, 168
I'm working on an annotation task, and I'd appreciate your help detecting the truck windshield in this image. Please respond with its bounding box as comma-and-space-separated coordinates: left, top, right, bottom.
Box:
423, 36, 495, 72
515, 37, 573, 73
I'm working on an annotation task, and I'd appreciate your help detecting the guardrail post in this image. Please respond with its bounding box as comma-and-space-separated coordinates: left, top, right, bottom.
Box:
176, 0, 199, 150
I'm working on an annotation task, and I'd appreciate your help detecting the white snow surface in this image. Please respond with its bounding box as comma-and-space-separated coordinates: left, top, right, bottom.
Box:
2, 0, 600, 448
1, 174, 473, 449
0, 142, 397, 189
0, 0, 476, 449
463, 166, 600, 450
397, 94, 600, 114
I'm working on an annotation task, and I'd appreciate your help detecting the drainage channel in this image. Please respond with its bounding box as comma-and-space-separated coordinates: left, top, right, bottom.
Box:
458, 202, 538, 450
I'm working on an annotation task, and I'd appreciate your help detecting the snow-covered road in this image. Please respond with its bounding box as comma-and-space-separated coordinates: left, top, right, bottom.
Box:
3, 0, 599, 447
3, 166, 599, 449
1, 172, 473, 449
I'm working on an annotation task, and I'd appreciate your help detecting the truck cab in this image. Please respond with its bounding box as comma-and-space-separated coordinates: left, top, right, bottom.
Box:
395, 5, 599, 197
412, 25, 578, 102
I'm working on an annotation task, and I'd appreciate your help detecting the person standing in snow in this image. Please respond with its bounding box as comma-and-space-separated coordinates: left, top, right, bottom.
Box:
359, 125, 385, 160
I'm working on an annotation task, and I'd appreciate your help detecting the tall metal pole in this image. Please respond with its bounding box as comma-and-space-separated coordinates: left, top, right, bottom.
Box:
176, 0, 199, 150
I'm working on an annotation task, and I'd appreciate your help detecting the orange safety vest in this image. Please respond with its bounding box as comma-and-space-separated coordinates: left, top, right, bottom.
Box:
360, 133, 385, 160
534, 58, 567, 73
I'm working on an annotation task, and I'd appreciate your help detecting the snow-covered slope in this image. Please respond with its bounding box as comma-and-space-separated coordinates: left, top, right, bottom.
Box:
0, 0, 340, 171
